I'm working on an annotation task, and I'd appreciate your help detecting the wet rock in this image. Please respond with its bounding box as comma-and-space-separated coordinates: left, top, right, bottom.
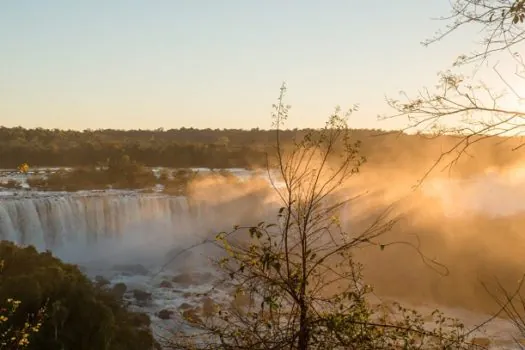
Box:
172, 273, 195, 286
112, 264, 149, 275
95, 275, 111, 287
178, 303, 192, 310
231, 291, 253, 310
157, 309, 174, 320
159, 280, 173, 288
111, 282, 127, 299
201, 297, 215, 316
182, 308, 202, 325
133, 289, 152, 302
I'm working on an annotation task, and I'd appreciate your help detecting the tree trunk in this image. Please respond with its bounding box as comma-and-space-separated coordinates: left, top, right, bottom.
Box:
298, 299, 309, 350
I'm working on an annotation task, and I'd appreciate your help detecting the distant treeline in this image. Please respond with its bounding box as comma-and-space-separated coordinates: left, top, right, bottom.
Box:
1, 126, 523, 175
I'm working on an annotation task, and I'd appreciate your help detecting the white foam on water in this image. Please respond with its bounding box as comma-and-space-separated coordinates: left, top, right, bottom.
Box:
1, 166, 524, 348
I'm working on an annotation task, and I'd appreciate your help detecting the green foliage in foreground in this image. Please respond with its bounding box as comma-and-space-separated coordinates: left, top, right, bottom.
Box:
0, 296, 44, 349
0, 241, 159, 350
168, 84, 479, 350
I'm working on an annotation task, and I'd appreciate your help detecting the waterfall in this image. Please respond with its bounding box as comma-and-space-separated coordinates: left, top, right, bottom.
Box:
0, 194, 193, 250
0, 193, 210, 267
0, 191, 278, 266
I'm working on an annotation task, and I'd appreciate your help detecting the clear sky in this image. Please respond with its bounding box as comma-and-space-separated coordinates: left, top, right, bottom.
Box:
0, 1, 484, 130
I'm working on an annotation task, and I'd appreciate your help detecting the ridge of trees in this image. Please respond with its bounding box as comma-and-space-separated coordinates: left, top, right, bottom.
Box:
0, 126, 522, 178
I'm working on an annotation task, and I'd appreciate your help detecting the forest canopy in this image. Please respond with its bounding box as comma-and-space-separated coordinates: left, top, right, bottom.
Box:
0, 126, 523, 177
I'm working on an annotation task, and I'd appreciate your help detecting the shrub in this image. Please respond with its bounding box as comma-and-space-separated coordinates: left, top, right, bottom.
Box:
0, 295, 44, 349
0, 241, 160, 350
0, 180, 21, 189
167, 84, 474, 350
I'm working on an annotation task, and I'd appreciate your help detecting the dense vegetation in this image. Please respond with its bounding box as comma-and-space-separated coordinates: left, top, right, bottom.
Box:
26, 154, 158, 191
0, 296, 43, 349
1, 127, 523, 177
0, 241, 159, 350
22, 157, 242, 192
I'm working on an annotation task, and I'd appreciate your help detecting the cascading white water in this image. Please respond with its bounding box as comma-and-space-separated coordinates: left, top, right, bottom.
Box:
0, 189, 279, 268
0, 193, 228, 270
0, 194, 191, 250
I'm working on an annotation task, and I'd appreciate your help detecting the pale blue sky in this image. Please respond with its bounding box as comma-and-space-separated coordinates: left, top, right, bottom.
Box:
0, 1, 482, 130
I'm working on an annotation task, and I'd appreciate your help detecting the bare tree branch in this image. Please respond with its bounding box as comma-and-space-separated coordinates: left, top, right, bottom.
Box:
165, 84, 477, 350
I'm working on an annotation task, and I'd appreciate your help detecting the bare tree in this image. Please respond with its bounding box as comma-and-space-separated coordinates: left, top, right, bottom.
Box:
426, 0, 525, 64
383, 1, 525, 346
165, 84, 476, 350
383, 0, 525, 183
